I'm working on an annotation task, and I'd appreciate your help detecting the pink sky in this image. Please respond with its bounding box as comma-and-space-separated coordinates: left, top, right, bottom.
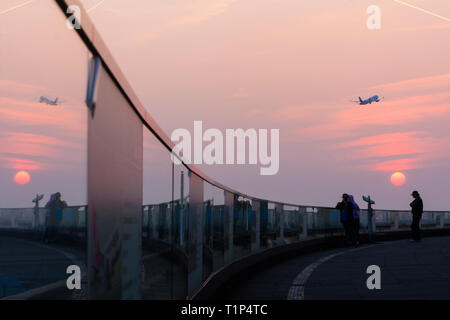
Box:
1, 0, 449, 209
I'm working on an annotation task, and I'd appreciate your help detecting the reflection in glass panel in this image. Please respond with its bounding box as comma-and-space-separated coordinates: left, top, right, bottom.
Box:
233, 196, 252, 260
172, 162, 189, 299
203, 182, 225, 281
0, 1, 88, 299
142, 129, 175, 299
284, 205, 300, 242
261, 202, 277, 248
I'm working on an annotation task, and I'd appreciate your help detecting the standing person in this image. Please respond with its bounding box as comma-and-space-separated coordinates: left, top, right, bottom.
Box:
43, 192, 67, 243
409, 190, 423, 242
349, 195, 360, 245
336, 194, 355, 245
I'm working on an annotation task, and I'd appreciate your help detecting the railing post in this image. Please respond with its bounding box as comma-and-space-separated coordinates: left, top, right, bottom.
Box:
166, 203, 171, 241
275, 203, 284, 245
250, 200, 260, 252
180, 171, 185, 247
440, 213, 445, 228
223, 191, 234, 265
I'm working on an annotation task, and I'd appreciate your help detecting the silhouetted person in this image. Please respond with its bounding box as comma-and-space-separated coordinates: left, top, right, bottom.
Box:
409, 190, 423, 242
349, 195, 360, 245
43, 192, 67, 243
336, 194, 356, 245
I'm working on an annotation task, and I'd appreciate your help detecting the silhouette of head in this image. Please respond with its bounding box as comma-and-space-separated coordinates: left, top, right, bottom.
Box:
342, 193, 349, 201
411, 190, 420, 198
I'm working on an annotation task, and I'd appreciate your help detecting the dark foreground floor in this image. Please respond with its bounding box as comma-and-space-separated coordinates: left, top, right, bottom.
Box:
0, 236, 84, 298
0, 235, 182, 299
218, 236, 450, 300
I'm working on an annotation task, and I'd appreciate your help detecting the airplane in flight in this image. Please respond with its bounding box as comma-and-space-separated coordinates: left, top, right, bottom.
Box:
351, 95, 384, 106
38, 96, 64, 106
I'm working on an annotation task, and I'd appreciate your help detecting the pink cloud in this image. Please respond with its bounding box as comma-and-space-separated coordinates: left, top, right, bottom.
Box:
336, 131, 427, 158
371, 73, 450, 94
290, 91, 450, 142
0, 156, 42, 171
0, 96, 85, 133
333, 93, 450, 128
335, 131, 434, 171
0, 79, 47, 95
0, 132, 84, 172
372, 158, 421, 172
274, 72, 450, 173
333, 129, 450, 172
0, 132, 80, 157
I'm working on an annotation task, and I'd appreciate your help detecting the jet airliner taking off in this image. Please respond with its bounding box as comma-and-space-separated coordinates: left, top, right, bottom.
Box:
351, 95, 384, 106
38, 96, 64, 106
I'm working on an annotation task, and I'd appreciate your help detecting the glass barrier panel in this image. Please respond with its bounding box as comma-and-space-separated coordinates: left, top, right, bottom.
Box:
305, 207, 317, 238
171, 162, 189, 299
142, 129, 175, 299
203, 182, 225, 281
232, 196, 252, 260
283, 205, 300, 242
374, 210, 390, 229
445, 213, 450, 226
398, 211, 412, 228
262, 202, 277, 248
421, 212, 436, 228
359, 209, 368, 230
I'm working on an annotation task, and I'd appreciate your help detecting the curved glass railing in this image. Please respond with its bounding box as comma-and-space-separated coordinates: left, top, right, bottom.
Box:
1, 203, 450, 299
1, 0, 449, 300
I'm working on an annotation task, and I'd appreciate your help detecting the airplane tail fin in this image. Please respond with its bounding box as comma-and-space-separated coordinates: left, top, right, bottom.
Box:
358, 97, 363, 103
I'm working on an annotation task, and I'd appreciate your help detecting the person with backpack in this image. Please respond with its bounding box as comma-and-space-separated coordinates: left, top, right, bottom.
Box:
336, 193, 356, 245
43, 192, 67, 243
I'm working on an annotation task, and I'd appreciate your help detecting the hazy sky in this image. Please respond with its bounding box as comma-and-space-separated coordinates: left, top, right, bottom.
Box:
1, 0, 450, 210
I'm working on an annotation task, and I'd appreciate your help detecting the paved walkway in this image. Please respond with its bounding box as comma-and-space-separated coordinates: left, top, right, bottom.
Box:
0, 236, 84, 299
219, 236, 450, 300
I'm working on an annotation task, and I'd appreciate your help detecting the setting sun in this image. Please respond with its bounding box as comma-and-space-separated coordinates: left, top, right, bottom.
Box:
14, 170, 30, 185
390, 172, 406, 186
